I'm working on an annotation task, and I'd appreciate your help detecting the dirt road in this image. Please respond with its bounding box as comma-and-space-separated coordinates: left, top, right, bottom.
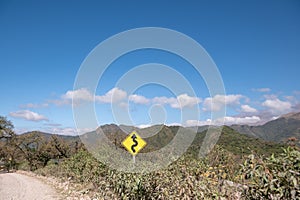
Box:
0, 172, 62, 200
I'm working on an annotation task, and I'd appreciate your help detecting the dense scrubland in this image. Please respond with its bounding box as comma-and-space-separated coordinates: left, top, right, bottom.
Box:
1, 116, 299, 199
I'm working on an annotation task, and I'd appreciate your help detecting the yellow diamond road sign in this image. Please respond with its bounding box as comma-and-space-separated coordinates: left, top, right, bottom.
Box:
122, 131, 147, 156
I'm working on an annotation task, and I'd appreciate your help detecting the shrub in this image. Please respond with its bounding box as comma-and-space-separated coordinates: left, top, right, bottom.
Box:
240, 147, 300, 199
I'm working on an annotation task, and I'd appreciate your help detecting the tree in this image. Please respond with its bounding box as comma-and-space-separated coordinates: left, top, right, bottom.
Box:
0, 116, 14, 139
15, 132, 45, 171
0, 116, 19, 172
16, 133, 74, 170
36, 135, 73, 167
49, 135, 71, 159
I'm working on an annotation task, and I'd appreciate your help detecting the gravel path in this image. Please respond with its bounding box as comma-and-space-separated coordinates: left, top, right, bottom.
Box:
0, 172, 62, 200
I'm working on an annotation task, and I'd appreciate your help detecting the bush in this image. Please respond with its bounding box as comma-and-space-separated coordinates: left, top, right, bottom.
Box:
36, 146, 300, 199
41, 147, 242, 199
240, 147, 300, 199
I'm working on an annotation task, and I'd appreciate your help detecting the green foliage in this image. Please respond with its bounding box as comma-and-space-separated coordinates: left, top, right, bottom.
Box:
2, 118, 299, 198
0, 116, 19, 172
38, 146, 243, 199
240, 147, 300, 199
0, 116, 14, 139
16, 132, 51, 170
1, 124, 78, 172
217, 126, 285, 156
62, 150, 107, 184
37, 145, 300, 199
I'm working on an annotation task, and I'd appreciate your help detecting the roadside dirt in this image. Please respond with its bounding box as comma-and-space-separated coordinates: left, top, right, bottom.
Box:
0, 172, 62, 200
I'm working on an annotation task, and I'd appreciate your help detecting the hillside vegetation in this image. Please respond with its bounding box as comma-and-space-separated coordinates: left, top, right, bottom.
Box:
1, 116, 299, 199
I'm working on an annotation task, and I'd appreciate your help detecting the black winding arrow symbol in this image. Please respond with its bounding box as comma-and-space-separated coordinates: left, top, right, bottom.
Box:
131, 134, 138, 153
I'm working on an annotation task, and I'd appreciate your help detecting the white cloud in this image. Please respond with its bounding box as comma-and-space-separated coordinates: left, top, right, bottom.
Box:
128, 94, 150, 104
137, 124, 152, 129
62, 88, 94, 102
263, 94, 278, 100
262, 98, 292, 114
185, 119, 212, 126
284, 95, 299, 106
49, 127, 94, 135
253, 88, 271, 92
47, 99, 70, 106
152, 96, 176, 105
96, 88, 127, 103
44, 123, 62, 127
203, 94, 244, 111
15, 126, 94, 136
41, 125, 96, 135
62, 87, 128, 104
137, 122, 182, 128
118, 102, 128, 108
14, 128, 30, 134
52, 88, 201, 109
271, 116, 280, 120
165, 122, 182, 126
51, 88, 94, 106
52, 87, 128, 106
221, 116, 261, 125
185, 115, 261, 126
10, 110, 48, 122
241, 104, 257, 113
170, 94, 201, 109
20, 103, 49, 109
284, 96, 296, 102
152, 94, 200, 109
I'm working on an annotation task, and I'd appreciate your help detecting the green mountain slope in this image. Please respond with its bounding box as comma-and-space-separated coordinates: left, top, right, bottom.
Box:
231, 112, 300, 145
21, 123, 286, 157
190, 126, 285, 156
80, 125, 284, 156
20, 131, 80, 143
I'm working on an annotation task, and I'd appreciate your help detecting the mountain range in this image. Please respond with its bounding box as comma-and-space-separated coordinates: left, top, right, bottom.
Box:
21, 111, 300, 157
231, 112, 300, 145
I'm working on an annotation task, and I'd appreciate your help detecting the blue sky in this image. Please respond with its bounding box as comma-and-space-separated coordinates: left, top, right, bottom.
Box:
0, 0, 300, 135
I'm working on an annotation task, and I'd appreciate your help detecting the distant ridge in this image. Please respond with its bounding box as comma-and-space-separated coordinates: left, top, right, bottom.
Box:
231, 111, 300, 145
21, 131, 80, 142
282, 112, 300, 120
79, 124, 284, 156
20, 112, 296, 154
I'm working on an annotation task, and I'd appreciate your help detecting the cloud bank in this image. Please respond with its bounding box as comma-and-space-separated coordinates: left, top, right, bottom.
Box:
10, 110, 48, 122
